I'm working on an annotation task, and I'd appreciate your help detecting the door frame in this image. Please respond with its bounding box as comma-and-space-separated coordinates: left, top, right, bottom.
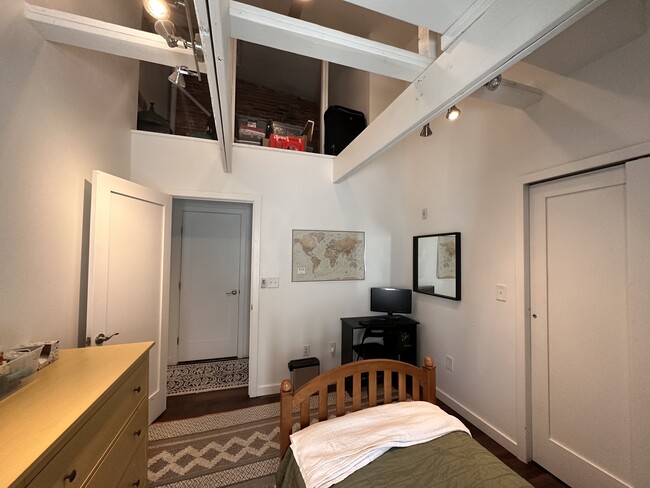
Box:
513, 141, 650, 463
163, 189, 262, 398
169, 199, 252, 363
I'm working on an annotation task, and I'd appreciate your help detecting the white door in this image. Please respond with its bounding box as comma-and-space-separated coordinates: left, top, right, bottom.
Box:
177, 206, 245, 361
87, 171, 171, 424
529, 165, 632, 487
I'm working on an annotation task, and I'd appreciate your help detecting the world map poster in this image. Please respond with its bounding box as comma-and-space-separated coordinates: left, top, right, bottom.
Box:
292, 230, 365, 282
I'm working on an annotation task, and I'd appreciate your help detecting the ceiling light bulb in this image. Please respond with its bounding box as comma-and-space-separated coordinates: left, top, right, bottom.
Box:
144, 0, 170, 19
446, 105, 461, 121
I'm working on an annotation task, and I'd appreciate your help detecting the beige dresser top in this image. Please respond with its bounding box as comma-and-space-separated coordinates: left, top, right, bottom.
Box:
0, 342, 153, 487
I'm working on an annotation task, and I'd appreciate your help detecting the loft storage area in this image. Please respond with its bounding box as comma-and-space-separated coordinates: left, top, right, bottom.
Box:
137, 5, 217, 140
235, 41, 321, 153
137, 36, 372, 154
138, 62, 217, 139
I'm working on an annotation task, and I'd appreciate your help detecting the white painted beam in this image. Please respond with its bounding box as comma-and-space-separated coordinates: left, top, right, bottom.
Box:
441, 0, 497, 51
333, 0, 607, 183
24, 2, 198, 70
229, 1, 432, 83
197, 0, 233, 172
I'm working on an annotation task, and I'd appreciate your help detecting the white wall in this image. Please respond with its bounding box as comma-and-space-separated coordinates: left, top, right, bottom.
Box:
397, 5, 650, 470
131, 134, 411, 394
328, 64, 370, 118
0, 0, 141, 350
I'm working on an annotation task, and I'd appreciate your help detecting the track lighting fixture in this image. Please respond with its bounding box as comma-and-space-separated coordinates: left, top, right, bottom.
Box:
420, 122, 432, 137
168, 66, 199, 89
143, 0, 203, 78
143, 0, 172, 19
446, 105, 461, 121
485, 74, 502, 91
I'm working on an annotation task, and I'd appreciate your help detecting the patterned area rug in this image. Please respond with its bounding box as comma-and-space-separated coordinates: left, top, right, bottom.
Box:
149, 403, 280, 487
148, 394, 344, 487
167, 358, 249, 396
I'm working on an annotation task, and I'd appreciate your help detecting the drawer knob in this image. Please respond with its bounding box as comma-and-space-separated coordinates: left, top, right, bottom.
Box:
133, 386, 142, 393
132, 480, 141, 487
134, 428, 142, 437
64, 469, 77, 482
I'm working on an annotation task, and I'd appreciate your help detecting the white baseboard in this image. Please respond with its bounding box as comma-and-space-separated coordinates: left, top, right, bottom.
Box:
436, 388, 520, 458
251, 382, 281, 398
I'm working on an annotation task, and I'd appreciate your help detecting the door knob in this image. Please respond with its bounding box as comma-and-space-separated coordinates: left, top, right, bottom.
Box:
95, 332, 119, 345
226, 290, 238, 295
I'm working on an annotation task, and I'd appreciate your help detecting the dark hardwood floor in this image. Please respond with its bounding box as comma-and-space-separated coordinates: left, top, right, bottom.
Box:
155, 387, 568, 488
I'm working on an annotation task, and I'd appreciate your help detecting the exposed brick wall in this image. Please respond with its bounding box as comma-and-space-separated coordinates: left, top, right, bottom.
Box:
174, 78, 321, 151
235, 79, 320, 153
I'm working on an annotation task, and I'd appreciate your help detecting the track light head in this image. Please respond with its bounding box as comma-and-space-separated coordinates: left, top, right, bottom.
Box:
143, 0, 170, 19
420, 123, 432, 137
446, 105, 461, 121
486, 74, 502, 91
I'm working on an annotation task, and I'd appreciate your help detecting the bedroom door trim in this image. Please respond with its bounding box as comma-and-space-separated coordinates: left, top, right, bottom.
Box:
513, 140, 650, 463
163, 189, 262, 398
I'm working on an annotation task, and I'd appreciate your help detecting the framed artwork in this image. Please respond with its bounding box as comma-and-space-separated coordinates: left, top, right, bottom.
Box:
292, 229, 365, 282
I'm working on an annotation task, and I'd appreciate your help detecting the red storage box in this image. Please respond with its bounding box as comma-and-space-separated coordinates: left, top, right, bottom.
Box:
268, 134, 305, 151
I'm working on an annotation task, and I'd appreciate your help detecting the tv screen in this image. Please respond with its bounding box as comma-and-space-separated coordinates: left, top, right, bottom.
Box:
370, 287, 412, 318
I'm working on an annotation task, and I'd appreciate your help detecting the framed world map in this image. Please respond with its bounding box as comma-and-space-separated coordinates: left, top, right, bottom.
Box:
292, 230, 365, 282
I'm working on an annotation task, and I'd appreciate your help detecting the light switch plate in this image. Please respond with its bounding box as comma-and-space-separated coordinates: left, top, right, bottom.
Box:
496, 284, 507, 302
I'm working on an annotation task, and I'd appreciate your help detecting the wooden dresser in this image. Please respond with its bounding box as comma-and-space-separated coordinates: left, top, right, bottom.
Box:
0, 342, 153, 488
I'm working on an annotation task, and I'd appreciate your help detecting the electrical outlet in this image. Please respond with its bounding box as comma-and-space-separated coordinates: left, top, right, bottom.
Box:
329, 341, 336, 357
268, 277, 279, 288
446, 355, 454, 372
303, 344, 310, 357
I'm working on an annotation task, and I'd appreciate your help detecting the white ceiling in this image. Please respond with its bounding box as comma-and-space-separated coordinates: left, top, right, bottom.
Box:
26, 0, 646, 176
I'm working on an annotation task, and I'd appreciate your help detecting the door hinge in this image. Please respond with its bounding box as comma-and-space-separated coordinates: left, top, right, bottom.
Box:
177, 337, 179, 345
178, 281, 181, 290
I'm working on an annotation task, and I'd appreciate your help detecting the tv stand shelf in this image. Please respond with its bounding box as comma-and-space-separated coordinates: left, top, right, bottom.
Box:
340, 315, 418, 366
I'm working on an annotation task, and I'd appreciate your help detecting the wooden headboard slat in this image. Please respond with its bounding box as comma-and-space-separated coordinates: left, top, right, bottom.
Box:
398, 372, 406, 401
352, 372, 361, 411
279, 357, 437, 457
412, 377, 421, 401
300, 400, 310, 429
318, 386, 328, 421
336, 378, 346, 416
368, 371, 377, 407
383, 371, 392, 404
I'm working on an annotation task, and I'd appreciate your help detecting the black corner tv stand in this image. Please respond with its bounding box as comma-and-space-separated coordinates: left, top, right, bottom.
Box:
340, 315, 418, 366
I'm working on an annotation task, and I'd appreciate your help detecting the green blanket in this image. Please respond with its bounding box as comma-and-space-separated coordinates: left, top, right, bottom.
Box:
277, 431, 532, 488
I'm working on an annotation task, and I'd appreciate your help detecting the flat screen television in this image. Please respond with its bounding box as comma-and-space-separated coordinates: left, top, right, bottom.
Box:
370, 287, 412, 318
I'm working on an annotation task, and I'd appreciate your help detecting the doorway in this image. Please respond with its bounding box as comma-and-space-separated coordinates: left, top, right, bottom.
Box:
528, 165, 632, 487
168, 199, 252, 364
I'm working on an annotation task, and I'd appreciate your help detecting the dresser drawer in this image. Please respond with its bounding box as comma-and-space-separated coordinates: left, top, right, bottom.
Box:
85, 399, 148, 488
27, 360, 147, 487
116, 439, 148, 488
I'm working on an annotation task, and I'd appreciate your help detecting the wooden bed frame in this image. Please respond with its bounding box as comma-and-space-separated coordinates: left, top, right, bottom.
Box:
279, 357, 436, 457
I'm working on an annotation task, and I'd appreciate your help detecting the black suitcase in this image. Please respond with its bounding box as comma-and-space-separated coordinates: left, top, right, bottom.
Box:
324, 105, 367, 155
